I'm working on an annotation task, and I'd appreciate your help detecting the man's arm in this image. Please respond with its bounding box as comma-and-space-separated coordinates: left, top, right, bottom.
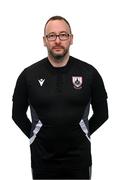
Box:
12, 69, 32, 138
89, 99, 108, 135
89, 67, 109, 135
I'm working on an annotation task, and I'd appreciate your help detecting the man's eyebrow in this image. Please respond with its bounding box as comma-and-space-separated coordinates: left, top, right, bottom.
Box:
46, 31, 69, 35
46, 32, 55, 34
59, 31, 68, 33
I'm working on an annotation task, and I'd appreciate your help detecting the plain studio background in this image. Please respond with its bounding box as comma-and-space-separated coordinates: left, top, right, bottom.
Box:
0, 0, 120, 179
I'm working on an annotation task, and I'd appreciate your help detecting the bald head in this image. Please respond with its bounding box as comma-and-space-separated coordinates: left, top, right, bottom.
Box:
44, 16, 72, 35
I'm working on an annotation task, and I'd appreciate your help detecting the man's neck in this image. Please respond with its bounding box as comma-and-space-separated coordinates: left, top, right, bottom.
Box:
48, 54, 70, 68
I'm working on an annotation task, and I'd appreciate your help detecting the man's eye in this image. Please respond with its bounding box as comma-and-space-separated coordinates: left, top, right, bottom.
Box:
49, 34, 55, 38
61, 34, 67, 37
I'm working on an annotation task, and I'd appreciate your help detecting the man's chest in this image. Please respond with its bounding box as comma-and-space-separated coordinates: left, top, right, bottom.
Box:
27, 71, 92, 108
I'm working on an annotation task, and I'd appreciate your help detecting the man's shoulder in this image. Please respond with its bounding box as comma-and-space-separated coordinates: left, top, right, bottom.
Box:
70, 56, 96, 72
18, 58, 47, 78
25, 57, 47, 71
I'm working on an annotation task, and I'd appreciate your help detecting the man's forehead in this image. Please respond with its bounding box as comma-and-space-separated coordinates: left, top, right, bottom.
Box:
45, 20, 70, 34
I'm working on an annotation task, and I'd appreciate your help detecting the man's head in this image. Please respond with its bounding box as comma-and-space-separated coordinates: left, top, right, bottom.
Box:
43, 16, 73, 60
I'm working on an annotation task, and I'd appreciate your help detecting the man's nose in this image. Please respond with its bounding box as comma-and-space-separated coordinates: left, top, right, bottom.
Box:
55, 36, 61, 43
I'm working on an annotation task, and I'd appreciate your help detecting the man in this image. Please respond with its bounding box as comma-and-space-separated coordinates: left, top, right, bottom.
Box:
12, 16, 108, 179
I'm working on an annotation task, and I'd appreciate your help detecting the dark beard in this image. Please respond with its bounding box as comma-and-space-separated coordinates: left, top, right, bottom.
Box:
48, 48, 68, 61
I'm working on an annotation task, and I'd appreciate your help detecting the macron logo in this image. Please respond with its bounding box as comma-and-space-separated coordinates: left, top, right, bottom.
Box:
38, 79, 45, 86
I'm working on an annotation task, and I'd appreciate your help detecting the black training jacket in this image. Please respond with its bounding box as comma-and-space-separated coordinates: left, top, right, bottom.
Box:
12, 56, 108, 171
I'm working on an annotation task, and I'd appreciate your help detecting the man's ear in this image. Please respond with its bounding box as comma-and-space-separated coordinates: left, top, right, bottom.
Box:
43, 36, 47, 47
70, 34, 73, 45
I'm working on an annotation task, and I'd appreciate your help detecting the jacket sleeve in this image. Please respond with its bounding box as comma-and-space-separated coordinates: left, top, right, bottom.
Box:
12, 69, 32, 138
89, 68, 109, 135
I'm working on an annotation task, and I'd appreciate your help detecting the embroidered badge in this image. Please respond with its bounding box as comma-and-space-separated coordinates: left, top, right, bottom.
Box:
72, 76, 83, 89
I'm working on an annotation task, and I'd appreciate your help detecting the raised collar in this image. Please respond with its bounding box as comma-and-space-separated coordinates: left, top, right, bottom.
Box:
44, 56, 74, 74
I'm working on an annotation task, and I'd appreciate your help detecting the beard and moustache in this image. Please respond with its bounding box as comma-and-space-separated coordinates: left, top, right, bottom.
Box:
48, 46, 69, 61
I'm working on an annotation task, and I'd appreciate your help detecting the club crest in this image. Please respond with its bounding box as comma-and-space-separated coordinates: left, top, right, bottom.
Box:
72, 76, 83, 89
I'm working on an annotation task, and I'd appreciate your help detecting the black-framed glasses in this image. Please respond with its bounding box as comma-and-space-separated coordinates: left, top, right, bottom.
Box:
45, 32, 72, 41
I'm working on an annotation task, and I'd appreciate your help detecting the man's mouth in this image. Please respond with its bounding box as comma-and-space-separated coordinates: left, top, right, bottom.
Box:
53, 46, 64, 50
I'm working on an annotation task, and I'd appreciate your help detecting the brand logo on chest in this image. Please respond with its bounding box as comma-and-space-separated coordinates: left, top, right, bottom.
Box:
72, 76, 83, 89
38, 79, 45, 86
